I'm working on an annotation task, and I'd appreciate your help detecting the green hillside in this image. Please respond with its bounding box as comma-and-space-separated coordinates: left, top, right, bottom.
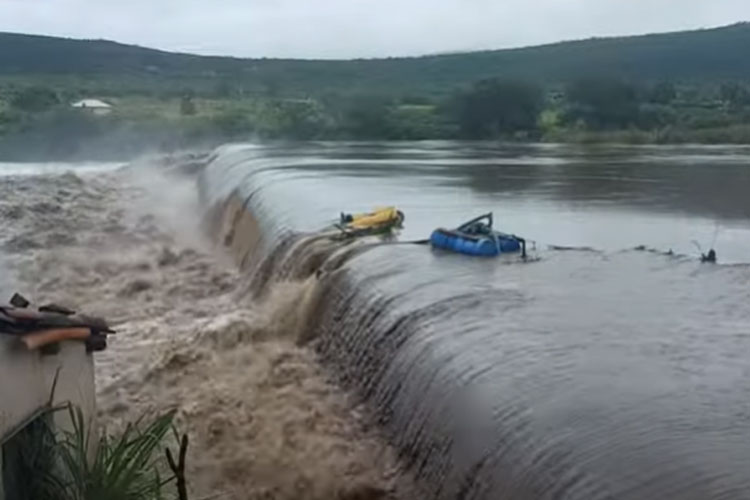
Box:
2, 23, 750, 160
1, 23, 749, 95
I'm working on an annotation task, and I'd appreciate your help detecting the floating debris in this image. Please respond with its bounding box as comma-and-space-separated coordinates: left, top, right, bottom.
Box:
335, 207, 405, 239
0, 293, 114, 352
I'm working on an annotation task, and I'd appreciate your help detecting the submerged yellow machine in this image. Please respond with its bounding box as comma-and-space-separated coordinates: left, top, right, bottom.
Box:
337, 206, 405, 237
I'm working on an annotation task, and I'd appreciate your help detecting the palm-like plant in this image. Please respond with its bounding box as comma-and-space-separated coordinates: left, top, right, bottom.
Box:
53, 405, 177, 500
9, 404, 181, 500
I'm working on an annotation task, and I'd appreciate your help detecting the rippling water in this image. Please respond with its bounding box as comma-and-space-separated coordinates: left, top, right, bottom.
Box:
204, 142, 750, 261
205, 142, 750, 499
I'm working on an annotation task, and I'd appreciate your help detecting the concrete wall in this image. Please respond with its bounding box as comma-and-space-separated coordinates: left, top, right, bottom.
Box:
0, 337, 95, 444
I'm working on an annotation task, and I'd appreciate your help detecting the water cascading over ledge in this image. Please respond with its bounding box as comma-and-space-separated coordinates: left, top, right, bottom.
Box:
194, 144, 750, 500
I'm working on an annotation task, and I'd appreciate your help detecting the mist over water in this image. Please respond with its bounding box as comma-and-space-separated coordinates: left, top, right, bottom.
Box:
0, 161, 125, 177
203, 142, 750, 499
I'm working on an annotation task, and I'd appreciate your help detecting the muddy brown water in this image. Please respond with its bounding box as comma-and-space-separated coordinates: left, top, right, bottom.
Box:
0, 162, 417, 500
200, 142, 750, 500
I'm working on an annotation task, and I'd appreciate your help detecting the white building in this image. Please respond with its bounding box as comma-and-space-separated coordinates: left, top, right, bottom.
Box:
71, 99, 113, 116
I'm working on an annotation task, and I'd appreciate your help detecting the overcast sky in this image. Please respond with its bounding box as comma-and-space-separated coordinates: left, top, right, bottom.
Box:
0, 0, 747, 59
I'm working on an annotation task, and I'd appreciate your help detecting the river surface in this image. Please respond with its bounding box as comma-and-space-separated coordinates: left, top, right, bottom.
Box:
201, 142, 750, 500
205, 142, 750, 261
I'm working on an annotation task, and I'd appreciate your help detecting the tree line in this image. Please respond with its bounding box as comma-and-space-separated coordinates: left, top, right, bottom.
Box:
1, 76, 750, 160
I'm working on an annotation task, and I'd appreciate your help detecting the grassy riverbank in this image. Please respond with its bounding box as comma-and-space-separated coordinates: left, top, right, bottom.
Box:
544, 124, 750, 145
1, 86, 749, 161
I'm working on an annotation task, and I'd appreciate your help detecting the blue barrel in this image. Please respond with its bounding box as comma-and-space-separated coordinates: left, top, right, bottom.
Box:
430, 229, 524, 257
498, 236, 521, 253
431, 229, 503, 257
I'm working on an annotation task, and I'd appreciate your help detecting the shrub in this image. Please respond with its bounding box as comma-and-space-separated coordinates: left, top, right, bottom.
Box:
10, 86, 60, 112
10, 404, 183, 500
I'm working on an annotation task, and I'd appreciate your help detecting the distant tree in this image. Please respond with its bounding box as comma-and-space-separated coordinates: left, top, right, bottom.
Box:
649, 81, 677, 104
388, 104, 447, 139
637, 103, 677, 129
252, 99, 331, 139
453, 79, 543, 138
337, 95, 394, 139
538, 109, 562, 135
720, 83, 740, 103
565, 78, 640, 129
10, 86, 60, 112
180, 94, 196, 115
261, 76, 280, 98
0, 109, 21, 135
399, 94, 433, 106
213, 81, 234, 99
211, 109, 253, 137
720, 82, 750, 108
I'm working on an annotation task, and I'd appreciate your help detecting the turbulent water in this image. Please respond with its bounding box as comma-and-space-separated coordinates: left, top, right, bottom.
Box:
201, 142, 750, 500
0, 160, 417, 500
3, 142, 750, 500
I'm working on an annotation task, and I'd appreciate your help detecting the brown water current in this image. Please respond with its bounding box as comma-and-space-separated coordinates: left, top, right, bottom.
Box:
0, 163, 419, 500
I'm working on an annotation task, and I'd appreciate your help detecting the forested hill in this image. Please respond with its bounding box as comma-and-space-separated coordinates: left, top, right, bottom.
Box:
1, 22, 749, 94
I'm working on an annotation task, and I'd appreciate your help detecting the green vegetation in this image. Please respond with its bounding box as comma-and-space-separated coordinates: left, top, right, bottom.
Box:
6, 405, 187, 500
1, 23, 750, 158
9, 86, 60, 112
452, 80, 543, 139
566, 78, 640, 130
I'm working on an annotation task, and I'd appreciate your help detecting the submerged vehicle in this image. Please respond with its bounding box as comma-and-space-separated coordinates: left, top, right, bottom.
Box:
337, 206, 405, 237
430, 213, 526, 257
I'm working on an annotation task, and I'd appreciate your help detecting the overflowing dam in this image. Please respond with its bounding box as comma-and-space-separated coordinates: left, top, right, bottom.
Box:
197, 142, 750, 500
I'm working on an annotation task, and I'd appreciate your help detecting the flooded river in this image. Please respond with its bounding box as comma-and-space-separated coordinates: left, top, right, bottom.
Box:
203, 142, 750, 261
3, 142, 749, 499
201, 142, 750, 500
